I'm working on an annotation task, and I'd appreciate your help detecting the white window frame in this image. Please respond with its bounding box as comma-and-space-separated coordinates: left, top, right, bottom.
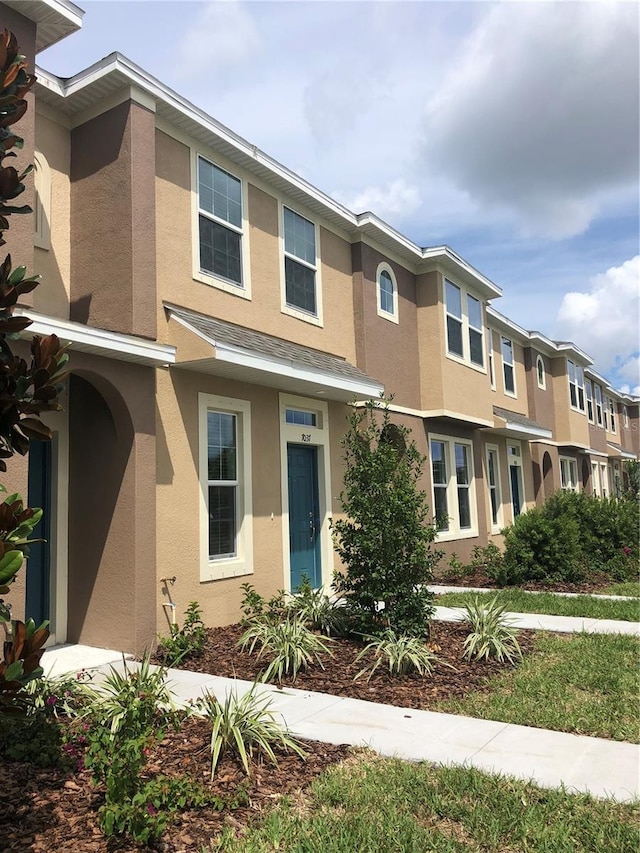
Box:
280, 203, 323, 326
429, 433, 478, 541
487, 329, 496, 390
198, 393, 253, 582
443, 278, 486, 373
594, 384, 604, 427
485, 443, 503, 533
600, 462, 608, 497
591, 462, 600, 497
623, 405, 629, 429
192, 153, 251, 300
376, 262, 399, 323
585, 379, 594, 423
567, 359, 585, 412
560, 456, 579, 492
607, 397, 616, 434
536, 355, 546, 390
33, 151, 51, 251
507, 440, 526, 518
501, 336, 517, 397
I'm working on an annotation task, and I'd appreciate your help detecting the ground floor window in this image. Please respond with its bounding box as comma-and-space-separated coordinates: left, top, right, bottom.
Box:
485, 444, 502, 531
429, 434, 477, 539
507, 441, 525, 519
560, 456, 579, 492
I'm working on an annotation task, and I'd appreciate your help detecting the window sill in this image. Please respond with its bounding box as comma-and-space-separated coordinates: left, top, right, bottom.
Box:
194, 270, 251, 300
503, 389, 518, 399
377, 308, 399, 324
200, 559, 253, 583
569, 405, 586, 415
435, 529, 479, 543
281, 303, 323, 327
445, 352, 487, 374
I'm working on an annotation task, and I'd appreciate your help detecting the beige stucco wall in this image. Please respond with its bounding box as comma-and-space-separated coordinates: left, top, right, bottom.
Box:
490, 331, 529, 416
33, 108, 71, 319
154, 129, 356, 362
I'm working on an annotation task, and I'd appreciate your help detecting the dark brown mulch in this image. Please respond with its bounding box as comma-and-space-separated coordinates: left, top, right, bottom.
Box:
0, 715, 350, 852
173, 621, 536, 711
432, 569, 625, 594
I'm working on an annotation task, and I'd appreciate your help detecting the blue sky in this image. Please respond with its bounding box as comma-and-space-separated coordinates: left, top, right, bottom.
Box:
39, 0, 640, 393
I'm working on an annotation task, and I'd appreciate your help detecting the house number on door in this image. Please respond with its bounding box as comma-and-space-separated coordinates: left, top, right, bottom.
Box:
301, 433, 311, 442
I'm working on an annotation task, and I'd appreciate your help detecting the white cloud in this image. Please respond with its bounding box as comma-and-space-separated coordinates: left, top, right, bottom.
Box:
619, 383, 640, 397
175, 1, 262, 77
422, 3, 639, 239
555, 255, 640, 379
334, 179, 421, 221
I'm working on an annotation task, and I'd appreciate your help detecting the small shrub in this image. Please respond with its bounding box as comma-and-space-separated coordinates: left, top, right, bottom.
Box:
287, 575, 350, 636
501, 504, 583, 585
240, 583, 287, 626
197, 683, 306, 777
157, 601, 206, 666
239, 615, 333, 682
470, 543, 505, 584
354, 630, 445, 681
462, 596, 522, 664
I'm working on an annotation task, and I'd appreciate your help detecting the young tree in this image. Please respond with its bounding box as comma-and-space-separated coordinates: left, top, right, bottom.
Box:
331, 398, 441, 639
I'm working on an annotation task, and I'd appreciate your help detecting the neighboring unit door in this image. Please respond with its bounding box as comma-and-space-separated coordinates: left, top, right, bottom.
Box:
287, 444, 321, 591
25, 439, 52, 626
509, 463, 522, 518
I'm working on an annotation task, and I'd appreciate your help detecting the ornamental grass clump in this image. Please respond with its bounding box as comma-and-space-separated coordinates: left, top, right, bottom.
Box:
354, 630, 445, 681
197, 683, 306, 778
287, 575, 350, 637
239, 615, 333, 682
462, 596, 522, 664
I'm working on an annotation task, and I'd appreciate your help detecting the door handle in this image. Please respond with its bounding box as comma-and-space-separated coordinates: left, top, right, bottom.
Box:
309, 512, 315, 542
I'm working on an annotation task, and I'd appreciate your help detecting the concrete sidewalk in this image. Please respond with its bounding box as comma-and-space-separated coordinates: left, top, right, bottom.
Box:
41, 645, 640, 804
433, 605, 640, 635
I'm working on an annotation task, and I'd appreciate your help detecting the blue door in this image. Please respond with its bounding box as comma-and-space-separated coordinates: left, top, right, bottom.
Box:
287, 444, 321, 591
26, 440, 52, 626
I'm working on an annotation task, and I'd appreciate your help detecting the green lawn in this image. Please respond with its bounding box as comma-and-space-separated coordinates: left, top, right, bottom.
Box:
211, 754, 639, 853
436, 589, 640, 621
435, 632, 639, 742
597, 580, 640, 597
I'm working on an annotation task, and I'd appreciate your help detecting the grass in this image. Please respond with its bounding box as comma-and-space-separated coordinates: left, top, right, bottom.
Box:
211, 753, 639, 852
597, 580, 640, 597
436, 589, 640, 621
435, 632, 640, 742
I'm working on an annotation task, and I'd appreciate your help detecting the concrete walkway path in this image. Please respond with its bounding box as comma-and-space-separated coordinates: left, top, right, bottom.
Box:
41, 644, 640, 804
433, 605, 640, 635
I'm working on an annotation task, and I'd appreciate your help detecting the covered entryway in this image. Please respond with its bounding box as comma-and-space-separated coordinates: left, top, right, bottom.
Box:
287, 444, 321, 591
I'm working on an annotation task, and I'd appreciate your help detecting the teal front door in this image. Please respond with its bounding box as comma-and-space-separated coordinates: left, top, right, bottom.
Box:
287, 444, 321, 591
26, 439, 52, 626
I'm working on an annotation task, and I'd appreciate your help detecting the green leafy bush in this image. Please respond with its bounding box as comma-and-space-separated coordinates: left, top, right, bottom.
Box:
502, 503, 583, 585
287, 575, 350, 636
157, 600, 206, 666
462, 596, 522, 664
239, 583, 287, 626
239, 616, 333, 683
331, 399, 441, 638
197, 683, 306, 777
354, 630, 445, 681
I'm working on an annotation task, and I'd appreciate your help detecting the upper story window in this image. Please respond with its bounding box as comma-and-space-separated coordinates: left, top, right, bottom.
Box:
283, 206, 318, 317
608, 397, 616, 433
567, 360, 585, 412
198, 157, 243, 287
376, 263, 399, 323
445, 280, 485, 369
501, 336, 516, 395
594, 384, 603, 427
623, 405, 629, 428
585, 379, 594, 422
536, 355, 546, 390
488, 331, 496, 390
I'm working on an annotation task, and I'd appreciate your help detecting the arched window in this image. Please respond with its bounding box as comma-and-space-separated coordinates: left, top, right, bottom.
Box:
376, 262, 398, 323
536, 354, 546, 389
33, 151, 51, 250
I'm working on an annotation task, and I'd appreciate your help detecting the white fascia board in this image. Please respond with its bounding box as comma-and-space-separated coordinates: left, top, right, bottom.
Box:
501, 420, 552, 440
553, 341, 593, 366
486, 306, 530, 342
421, 246, 502, 299
16, 309, 176, 366
214, 341, 384, 399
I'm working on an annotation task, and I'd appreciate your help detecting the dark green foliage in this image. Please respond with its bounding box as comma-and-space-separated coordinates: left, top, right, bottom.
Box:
623, 460, 640, 501
239, 583, 287, 626
501, 490, 639, 586
157, 600, 206, 666
331, 399, 441, 638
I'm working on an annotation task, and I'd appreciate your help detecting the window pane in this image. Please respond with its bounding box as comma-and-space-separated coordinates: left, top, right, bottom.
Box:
284, 207, 315, 264
285, 257, 316, 314
430, 440, 447, 484
199, 216, 242, 284
569, 384, 577, 408
447, 316, 463, 357
434, 487, 449, 531
467, 294, 482, 329
445, 280, 462, 318
567, 360, 576, 383
490, 488, 499, 525
501, 337, 513, 365
504, 364, 515, 394
455, 443, 469, 485
457, 488, 471, 529
469, 328, 484, 366
286, 409, 316, 426
208, 485, 236, 558
208, 412, 237, 481
199, 159, 242, 228
537, 358, 544, 385
487, 451, 496, 487
379, 270, 394, 314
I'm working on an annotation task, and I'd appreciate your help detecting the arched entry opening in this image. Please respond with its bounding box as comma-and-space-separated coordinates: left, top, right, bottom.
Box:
542, 452, 554, 499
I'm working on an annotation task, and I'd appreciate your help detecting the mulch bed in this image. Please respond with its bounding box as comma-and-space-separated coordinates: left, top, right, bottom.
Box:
173, 620, 536, 711
1, 716, 350, 852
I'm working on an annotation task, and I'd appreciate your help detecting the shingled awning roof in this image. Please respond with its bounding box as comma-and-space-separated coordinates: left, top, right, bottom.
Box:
491, 406, 552, 440
165, 303, 383, 402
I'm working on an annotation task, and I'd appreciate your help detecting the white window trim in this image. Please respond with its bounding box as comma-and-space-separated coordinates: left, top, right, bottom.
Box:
607, 397, 617, 434
488, 329, 496, 390
191, 151, 252, 300
279, 202, 324, 327
485, 443, 503, 533
594, 384, 604, 427
507, 440, 526, 518
501, 336, 517, 398
429, 432, 479, 541
559, 455, 579, 491
443, 278, 487, 374
623, 405, 629, 429
567, 359, 585, 413
585, 379, 594, 424
33, 151, 51, 251
536, 355, 546, 390
198, 393, 253, 582
375, 262, 399, 323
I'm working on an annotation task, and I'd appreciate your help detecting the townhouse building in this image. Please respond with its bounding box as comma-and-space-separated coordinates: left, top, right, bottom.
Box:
4, 1, 638, 653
